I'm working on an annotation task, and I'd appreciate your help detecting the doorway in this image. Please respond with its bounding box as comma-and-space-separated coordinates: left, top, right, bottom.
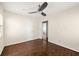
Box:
42, 21, 48, 42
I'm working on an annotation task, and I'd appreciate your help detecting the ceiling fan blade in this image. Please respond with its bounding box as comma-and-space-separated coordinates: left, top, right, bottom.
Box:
38, 2, 48, 11
41, 12, 46, 16
28, 11, 38, 14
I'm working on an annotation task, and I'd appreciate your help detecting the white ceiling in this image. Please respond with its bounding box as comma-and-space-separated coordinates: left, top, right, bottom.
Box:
1, 2, 79, 17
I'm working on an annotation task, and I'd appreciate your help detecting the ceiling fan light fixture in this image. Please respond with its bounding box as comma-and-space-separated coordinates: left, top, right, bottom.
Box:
41, 12, 46, 16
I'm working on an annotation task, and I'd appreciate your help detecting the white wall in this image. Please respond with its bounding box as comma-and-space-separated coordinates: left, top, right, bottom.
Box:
0, 5, 4, 54
48, 6, 79, 52
4, 11, 40, 46
33, 18, 42, 39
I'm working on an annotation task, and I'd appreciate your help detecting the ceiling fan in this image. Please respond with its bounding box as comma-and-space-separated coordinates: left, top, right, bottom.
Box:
28, 2, 48, 16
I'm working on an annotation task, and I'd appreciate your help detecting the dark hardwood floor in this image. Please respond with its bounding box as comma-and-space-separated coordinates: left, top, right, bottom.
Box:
1, 39, 79, 56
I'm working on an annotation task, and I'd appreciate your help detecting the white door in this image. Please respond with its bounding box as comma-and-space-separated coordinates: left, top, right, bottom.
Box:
42, 21, 48, 41
42, 22, 47, 39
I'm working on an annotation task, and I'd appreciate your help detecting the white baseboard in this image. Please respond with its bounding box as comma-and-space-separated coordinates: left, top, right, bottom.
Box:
48, 40, 79, 53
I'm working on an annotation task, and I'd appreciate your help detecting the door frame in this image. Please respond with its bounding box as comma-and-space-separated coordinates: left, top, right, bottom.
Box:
42, 21, 48, 42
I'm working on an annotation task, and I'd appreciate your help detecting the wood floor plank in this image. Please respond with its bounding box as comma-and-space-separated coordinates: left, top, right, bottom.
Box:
1, 39, 79, 56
